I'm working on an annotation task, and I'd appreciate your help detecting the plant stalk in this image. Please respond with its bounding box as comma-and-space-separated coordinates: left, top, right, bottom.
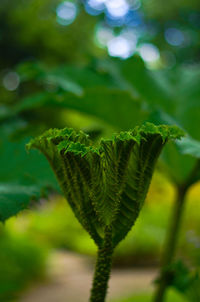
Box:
153, 185, 188, 302
90, 229, 113, 302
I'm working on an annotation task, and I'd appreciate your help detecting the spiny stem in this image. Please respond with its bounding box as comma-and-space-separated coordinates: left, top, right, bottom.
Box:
153, 185, 187, 302
90, 228, 113, 302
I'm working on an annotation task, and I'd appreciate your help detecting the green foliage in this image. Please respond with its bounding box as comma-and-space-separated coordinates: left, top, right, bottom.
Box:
0, 129, 58, 221
16, 61, 114, 91
110, 290, 187, 302
161, 260, 200, 302
99, 57, 174, 113
13, 59, 200, 179
109, 57, 200, 186
176, 137, 200, 159
0, 0, 97, 67
27, 123, 182, 301
28, 123, 183, 248
0, 2, 199, 300
160, 142, 197, 186
166, 261, 197, 292
8, 58, 200, 189
0, 183, 40, 222
13, 88, 147, 132
6, 183, 200, 266
0, 230, 47, 301
1, 60, 147, 134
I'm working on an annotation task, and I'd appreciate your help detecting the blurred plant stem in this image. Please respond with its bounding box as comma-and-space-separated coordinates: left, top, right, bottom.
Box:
153, 159, 200, 302
90, 228, 113, 302
153, 185, 187, 302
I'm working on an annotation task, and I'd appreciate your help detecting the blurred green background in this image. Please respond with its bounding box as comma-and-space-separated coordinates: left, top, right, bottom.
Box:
0, 0, 200, 301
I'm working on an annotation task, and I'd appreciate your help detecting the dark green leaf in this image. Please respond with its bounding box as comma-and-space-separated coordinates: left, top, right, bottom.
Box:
14, 87, 148, 130
0, 130, 58, 221
0, 183, 39, 222
28, 123, 183, 247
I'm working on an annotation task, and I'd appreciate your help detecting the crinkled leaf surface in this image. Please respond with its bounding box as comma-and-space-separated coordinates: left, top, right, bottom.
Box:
28, 123, 183, 247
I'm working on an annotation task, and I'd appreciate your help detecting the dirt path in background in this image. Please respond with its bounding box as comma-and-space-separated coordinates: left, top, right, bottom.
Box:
20, 251, 157, 302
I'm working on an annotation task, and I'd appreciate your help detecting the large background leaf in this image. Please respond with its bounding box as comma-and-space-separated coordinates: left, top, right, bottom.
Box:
14, 87, 148, 131
0, 129, 58, 221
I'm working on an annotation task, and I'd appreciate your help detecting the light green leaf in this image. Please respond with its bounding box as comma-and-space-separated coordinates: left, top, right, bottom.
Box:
176, 136, 200, 158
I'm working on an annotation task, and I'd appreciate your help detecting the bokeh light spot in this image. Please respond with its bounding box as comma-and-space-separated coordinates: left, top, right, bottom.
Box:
165, 28, 184, 46
95, 25, 114, 47
125, 10, 142, 27
85, 0, 105, 15
105, 0, 129, 18
87, 0, 105, 11
108, 36, 135, 59
139, 43, 160, 62
56, 1, 77, 26
3, 72, 20, 91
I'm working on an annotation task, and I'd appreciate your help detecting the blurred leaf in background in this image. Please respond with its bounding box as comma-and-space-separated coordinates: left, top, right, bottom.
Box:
0, 0, 200, 300
0, 128, 58, 221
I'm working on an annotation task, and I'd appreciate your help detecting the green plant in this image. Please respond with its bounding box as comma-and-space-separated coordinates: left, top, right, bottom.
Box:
110, 289, 187, 302
2, 57, 199, 301
27, 122, 182, 302
100, 57, 200, 302
0, 230, 47, 301
0, 129, 58, 222
152, 160, 200, 302
155, 260, 200, 302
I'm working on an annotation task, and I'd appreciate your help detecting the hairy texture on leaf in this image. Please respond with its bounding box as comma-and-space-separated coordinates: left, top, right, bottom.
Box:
27, 123, 183, 247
